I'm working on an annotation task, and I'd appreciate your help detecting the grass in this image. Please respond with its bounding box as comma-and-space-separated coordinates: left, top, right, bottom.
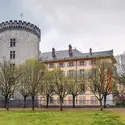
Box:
0, 110, 125, 125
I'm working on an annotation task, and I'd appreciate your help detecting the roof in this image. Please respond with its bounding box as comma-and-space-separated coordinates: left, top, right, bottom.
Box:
40, 49, 114, 62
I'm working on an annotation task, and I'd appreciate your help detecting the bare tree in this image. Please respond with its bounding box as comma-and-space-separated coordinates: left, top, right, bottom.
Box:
116, 53, 125, 85
103, 68, 116, 108
19, 76, 30, 108
67, 73, 86, 108
22, 59, 46, 110
0, 60, 22, 110
43, 70, 55, 108
114, 87, 125, 106
115, 53, 125, 105
19, 64, 30, 108
20, 88, 30, 108
88, 60, 115, 110
52, 67, 68, 111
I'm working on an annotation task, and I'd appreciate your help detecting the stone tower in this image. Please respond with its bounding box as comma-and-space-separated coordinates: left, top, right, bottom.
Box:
0, 20, 41, 65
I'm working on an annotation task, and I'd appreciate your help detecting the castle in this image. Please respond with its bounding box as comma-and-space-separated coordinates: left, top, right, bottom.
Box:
0, 20, 115, 106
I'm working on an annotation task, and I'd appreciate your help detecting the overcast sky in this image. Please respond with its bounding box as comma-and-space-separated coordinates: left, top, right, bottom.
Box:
0, 0, 125, 55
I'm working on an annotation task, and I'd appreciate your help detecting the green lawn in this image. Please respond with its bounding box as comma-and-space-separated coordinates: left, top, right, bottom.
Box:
0, 110, 125, 125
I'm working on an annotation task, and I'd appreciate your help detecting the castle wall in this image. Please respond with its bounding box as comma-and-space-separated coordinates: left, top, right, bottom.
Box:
0, 30, 40, 64
0, 20, 41, 65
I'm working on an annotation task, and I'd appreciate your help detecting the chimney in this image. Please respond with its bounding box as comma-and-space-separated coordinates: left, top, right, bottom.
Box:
69, 44, 72, 56
89, 48, 92, 55
52, 48, 56, 57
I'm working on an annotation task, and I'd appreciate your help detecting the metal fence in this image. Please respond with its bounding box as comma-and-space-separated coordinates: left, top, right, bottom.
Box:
0, 99, 125, 108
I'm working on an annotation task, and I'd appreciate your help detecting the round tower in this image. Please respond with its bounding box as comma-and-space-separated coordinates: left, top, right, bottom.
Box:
0, 20, 41, 65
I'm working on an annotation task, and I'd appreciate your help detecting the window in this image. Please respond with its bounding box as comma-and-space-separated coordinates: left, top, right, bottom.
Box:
57, 97, 60, 104
91, 69, 96, 77
49, 64, 54, 68
68, 62, 73, 67
49, 97, 54, 103
68, 96, 73, 104
79, 96, 85, 104
90, 60, 96, 65
10, 63, 15, 70
79, 61, 85, 66
47, 64, 49, 68
10, 39, 16, 47
80, 69, 84, 75
40, 97, 45, 104
63, 99, 67, 104
59, 63, 64, 67
61, 71, 65, 75
91, 96, 98, 104
10, 51, 15, 59
69, 70, 74, 77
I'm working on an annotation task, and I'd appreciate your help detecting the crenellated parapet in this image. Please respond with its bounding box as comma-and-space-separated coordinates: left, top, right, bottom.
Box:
0, 20, 41, 39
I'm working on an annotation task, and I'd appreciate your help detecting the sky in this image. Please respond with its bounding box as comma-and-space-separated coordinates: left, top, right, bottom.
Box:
0, 0, 125, 55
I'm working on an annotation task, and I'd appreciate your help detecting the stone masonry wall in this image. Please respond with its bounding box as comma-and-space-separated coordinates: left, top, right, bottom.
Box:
0, 30, 40, 65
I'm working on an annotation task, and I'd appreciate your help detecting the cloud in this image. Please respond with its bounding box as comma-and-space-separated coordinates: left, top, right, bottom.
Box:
20, 0, 125, 55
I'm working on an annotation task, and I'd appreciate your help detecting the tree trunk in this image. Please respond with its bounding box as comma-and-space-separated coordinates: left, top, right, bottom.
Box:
5, 96, 9, 110
46, 94, 49, 108
62, 98, 64, 103
6, 99, 9, 110
23, 96, 27, 108
104, 94, 107, 108
60, 96, 63, 111
72, 95, 76, 108
4, 96, 7, 108
99, 99, 103, 111
32, 96, 35, 111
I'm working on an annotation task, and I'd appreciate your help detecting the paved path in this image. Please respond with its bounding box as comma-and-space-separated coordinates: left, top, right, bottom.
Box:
0, 108, 125, 113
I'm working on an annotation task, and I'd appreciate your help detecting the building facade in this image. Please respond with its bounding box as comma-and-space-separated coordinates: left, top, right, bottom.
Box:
39, 45, 116, 106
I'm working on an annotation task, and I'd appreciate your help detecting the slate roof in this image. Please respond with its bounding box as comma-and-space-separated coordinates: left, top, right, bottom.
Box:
40, 49, 114, 62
